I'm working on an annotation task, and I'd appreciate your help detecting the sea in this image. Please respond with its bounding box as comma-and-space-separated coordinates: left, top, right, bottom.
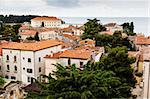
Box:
61, 17, 150, 36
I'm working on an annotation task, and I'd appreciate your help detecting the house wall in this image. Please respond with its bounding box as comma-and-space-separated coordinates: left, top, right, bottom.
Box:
0, 56, 2, 75
31, 20, 62, 28
2, 49, 22, 81
2, 45, 62, 84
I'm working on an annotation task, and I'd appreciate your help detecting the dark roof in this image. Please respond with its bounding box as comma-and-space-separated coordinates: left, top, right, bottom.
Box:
22, 83, 42, 93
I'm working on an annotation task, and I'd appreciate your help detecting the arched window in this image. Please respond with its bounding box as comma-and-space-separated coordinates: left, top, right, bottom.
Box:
6, 55, 9, 61
14, 66, 17, 71
14, 56, 17, 62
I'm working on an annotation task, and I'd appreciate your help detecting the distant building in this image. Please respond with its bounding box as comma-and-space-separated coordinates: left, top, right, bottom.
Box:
61, 25, 84, 36
104, 23, 123, 32
19, 28, 60, 40
31, 17, 63, 28
1, 40, 62, 84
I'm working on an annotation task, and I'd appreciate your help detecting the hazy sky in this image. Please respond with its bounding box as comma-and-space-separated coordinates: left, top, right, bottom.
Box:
0, 0, 149, 17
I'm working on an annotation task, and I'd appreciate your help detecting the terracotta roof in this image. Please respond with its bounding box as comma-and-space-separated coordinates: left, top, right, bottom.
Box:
45, 49, 91, 60
19, 30, 37, 35
31, 17, 61, 21
0, 41, 16, 56
79, 39, 95, 45
63, 34, 80, 41
44, 52, 63, 59
19, 25, 30, 30
2, 40, 61, 51
135, 36, 150, 45
60, 49, 91, 59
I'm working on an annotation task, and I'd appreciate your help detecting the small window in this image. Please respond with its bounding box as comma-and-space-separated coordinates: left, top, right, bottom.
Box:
68, 58, 71, 65
27, 77, 31, 82
23, 57, 25, 60
0, 66, 1, 71
14, 56, 17, 62
7, 65, 9, 70
80, 62, 84, 68
5, 75, 9, 79
23, 67, 25, 70
6, 55, 9, 60
14, 66, 17, 71
39, 57, 41, 62
11, 76, 16, 80
27, 69, 32, 73
28, 58, 31, 62
39, 67, 41, 72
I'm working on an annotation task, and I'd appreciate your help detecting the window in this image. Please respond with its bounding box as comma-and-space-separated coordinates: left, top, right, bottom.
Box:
27, 69, 32, 73
27, 77, 31, 82
68, 58, 71, 65
28, 58, 31, 62
5, 75, 9, 79
23, 67, 25, 70
14, 66, 17, 71
14, 56, 17, 62
7, 65, 9, 70
0, 66, 1, 71
39, 57, 41, 62
39, 67, 41, 72
11, 76, 16, 80
80, 62, 84, 68
23, 57, 25, 60
6, 55, 9, 61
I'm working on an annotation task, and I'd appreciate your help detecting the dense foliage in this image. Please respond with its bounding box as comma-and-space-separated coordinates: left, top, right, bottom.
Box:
81, 18, 106, 40
0, 15, 39, 23
0, 24, 21, 41
26, 47, 136, 99
121, 22, 136, 36
0, 77, 5, 86
95, 31, 135, 50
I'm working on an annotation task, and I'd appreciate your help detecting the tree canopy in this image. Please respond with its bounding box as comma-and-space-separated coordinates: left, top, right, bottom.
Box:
26, 47, 136, 99
81, 18, 106, 40
121, 22, 136, 36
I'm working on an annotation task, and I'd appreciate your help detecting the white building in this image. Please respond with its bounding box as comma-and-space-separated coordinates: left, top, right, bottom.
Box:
2, 40, 62, 84
31, 17, 63, 28
19, 28, 60, 40
44, 46, 104, 76
61, 25, 84, 36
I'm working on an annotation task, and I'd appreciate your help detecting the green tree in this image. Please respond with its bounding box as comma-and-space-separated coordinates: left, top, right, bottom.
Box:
81, 18, 106, 40
99, 47, 137, 87
0, 77, 5, 86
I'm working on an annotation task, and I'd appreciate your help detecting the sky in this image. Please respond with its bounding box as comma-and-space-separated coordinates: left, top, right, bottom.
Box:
0, 0, 149, 17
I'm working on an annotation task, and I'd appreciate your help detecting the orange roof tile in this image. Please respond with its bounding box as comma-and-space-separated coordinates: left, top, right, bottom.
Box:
19, 30, 37, 35
63, 34, 80, 41
135, 36, 150, 45
2, 40, 61, 51
59, 49, 91, 59
0, 41, 17, 56
44, 52, 63, 59
19, 25, 30, 30
31, 17, 61, 21
44, 49, 91, 60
